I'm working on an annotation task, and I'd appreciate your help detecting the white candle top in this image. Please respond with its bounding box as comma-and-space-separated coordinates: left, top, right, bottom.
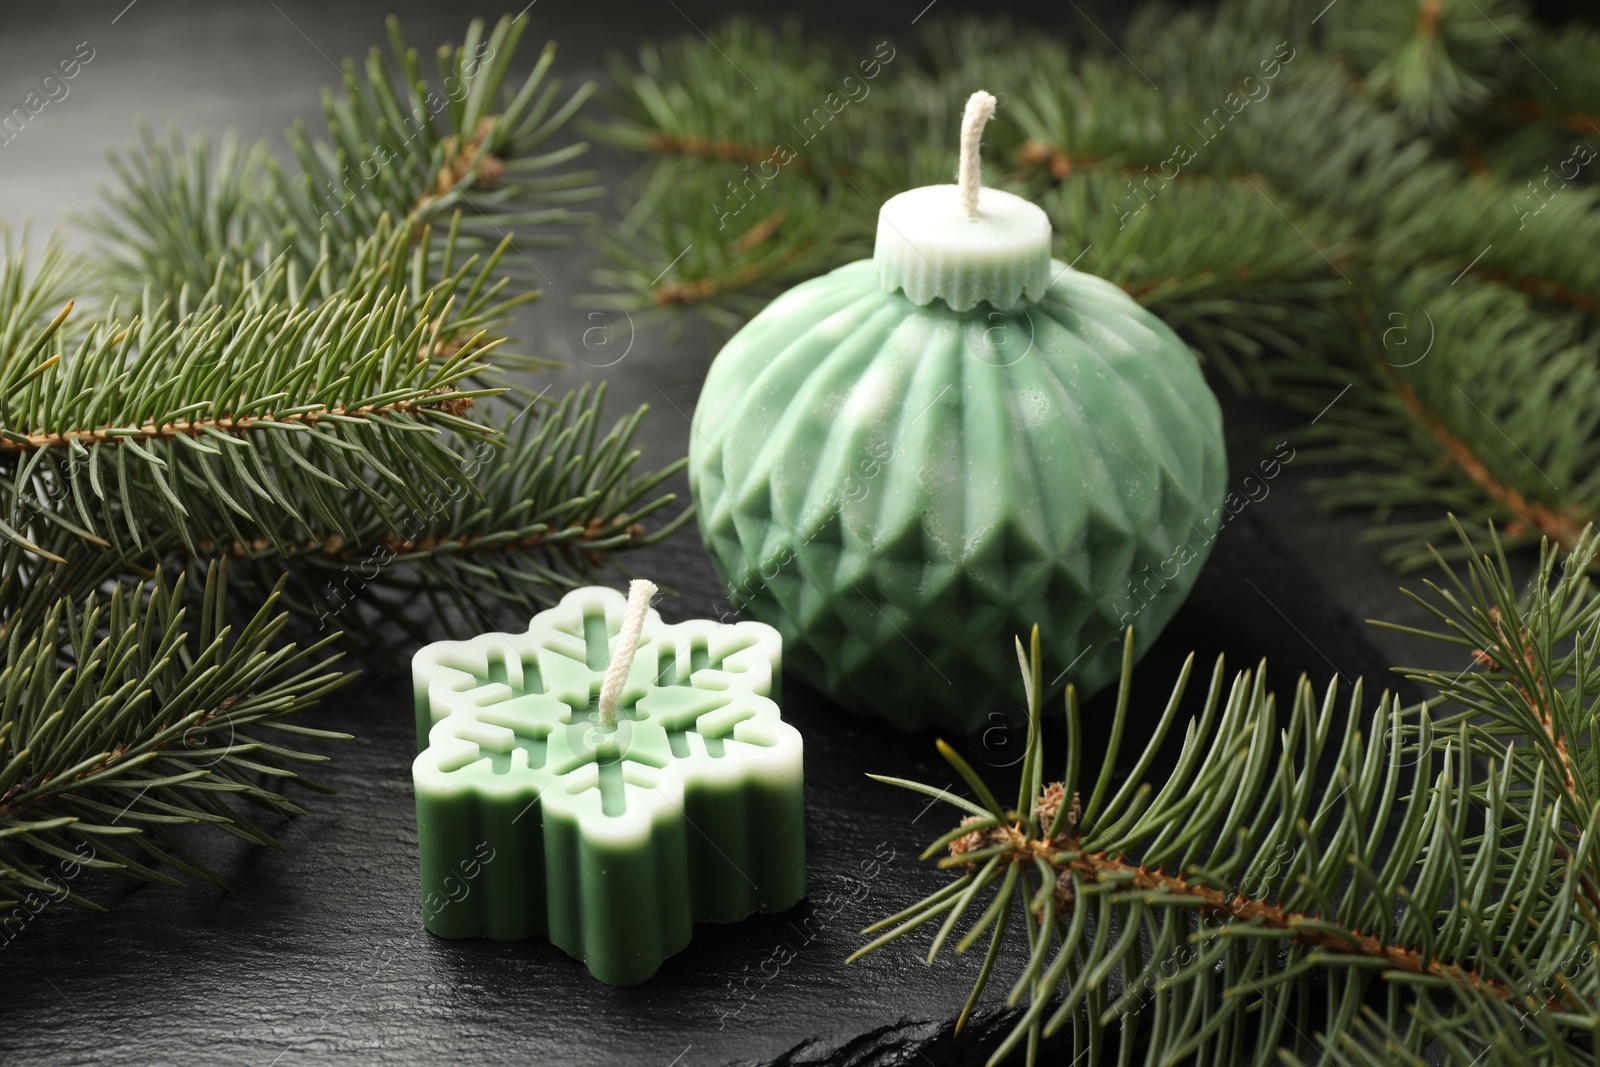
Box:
874, 185, 1052, 312
873, 91, 1054, 312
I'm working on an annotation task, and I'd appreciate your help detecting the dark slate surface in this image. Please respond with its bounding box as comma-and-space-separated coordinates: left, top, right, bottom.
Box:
0, 500, 1414, 1067
0, 2, 1444, 1064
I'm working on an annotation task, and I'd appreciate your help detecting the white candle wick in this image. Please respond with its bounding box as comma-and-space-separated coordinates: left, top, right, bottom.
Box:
598, 579, 658, 728
958, 90, 998, 219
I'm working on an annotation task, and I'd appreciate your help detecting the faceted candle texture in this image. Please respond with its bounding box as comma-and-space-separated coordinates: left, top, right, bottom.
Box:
411, 586, 805, 985
689, 258, 1228, 734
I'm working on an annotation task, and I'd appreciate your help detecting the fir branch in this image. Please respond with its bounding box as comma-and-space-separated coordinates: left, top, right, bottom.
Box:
0, 230, 78, 370
0, 226, 509, 557
1299, 268, 1600, 570
587, 162, 850, 333
1381, 522, 1600, 853
89, 15, 601, 307
0, 564, 349, 919
0, 390, 477, 455
952, 823, 1528, 1008
1321, 0, 1525, 132
1041, 171, 1350, 392
1488, 96, 1600, 137
1379, 370, 1587, 550
172, 386, 690, 647
0, 15, 691, 949
861, 613, 1600, 1064
1491, 20, 1600, 130
1378, 170, 1600, 321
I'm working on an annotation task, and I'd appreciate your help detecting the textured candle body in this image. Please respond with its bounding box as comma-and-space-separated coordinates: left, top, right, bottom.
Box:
689, 258, 1227, 733
411, 586, 804, 986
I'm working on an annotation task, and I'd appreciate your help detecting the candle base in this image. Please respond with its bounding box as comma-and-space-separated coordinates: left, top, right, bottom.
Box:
412, 587, 805, 985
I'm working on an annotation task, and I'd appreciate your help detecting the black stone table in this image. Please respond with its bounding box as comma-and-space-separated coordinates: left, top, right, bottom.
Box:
0, 2, 1441, 1063
0, 506, 1415, 1067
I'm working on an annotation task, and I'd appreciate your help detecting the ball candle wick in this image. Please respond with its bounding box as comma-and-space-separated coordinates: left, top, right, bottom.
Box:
597, 579, 658, 728
957, 90, 998, 219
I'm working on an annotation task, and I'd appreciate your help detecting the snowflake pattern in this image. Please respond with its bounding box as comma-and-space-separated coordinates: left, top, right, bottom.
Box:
411, 585, 805, 984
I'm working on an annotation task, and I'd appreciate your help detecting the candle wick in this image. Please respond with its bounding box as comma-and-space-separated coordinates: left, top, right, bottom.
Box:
958, 90, 998, 219
598, 579, 658, 729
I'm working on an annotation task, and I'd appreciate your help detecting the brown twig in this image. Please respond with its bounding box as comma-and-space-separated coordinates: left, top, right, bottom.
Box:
0, 704, 230, 820
1416, 0, 1444, 37
731, 207, 787, 253
1382, 368, 1588, 549
194, 517, 646, 565
1465, 265, 1598, 315
0, 392, 475, 455
1490, 97, 1600, 137
642, 131, 818, 179
949, 793, 1552, 1013
434, 116, 503, 198
407, 115, 504, 238
653, 266, 762, 306
1067, 850, 1531, 1003
1472, 609, 1600, 917
1018, 138, 1105, 181
1486, 607, 1578, 796
652, 211, 809, 307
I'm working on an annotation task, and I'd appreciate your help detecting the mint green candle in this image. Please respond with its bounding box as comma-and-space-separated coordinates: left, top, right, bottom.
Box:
411, 581, 805, 986
689, 92, 1228, 733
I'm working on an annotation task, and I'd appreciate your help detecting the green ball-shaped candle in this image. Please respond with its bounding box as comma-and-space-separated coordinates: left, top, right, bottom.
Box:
689, 92, 1227, 733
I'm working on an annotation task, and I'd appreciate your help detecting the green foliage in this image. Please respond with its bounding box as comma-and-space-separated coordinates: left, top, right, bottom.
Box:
13, 14, 684, 637
0, 566, 350, 926
90, 15, 602, 307
1325, 0, 1525, 131
860, 525, 1600, 1066
1382, 521, 1600, 863
5, 224, 505, 560
221, 384, 690, 648
0, 16, 685, 934
588, 0, 1600, 569
1305, 269, 1600, 570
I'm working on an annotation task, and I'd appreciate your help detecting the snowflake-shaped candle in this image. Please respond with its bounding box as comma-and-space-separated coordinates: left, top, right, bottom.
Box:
412, 581, 806, 985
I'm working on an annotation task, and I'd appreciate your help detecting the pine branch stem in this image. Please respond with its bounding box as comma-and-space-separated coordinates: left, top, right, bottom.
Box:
414, 116, 505, 220
0, 392, 476, 455
1465, 265, 1598, 314
0, 702, 232, 820
965, 819, 1546, 1013
652, 248, 810, 306
1485, 608, 1581, 800
642, 131, 819, 177
1017, 139, 1102, 180
1383, 368, 1587, 547
194, 516, 648, 563
1490, 97, 1600, 136
1471, 609, 1600, 915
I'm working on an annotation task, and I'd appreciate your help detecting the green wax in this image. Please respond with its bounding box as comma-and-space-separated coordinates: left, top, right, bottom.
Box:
412, 586, 805, 986
689, 258, 1228, 732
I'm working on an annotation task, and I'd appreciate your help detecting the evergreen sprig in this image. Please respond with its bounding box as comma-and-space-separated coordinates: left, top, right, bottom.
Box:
859, 524, 1600, 1066
0, 17, 686, 937
89, 15, 602, 306
1381, 520, 1600, 890
0, 565, 350, 929
212, 384, 691, 647
3, 15, 684, 646
1, 226, 504, 559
